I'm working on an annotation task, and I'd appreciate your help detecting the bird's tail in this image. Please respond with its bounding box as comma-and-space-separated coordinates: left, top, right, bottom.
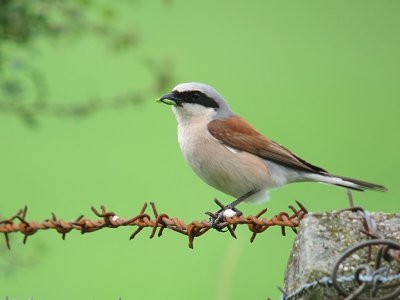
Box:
306, 173, 387, 192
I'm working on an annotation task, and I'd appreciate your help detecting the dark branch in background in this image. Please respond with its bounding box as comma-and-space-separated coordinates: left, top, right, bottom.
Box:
0, 58, 174, 126
0, 0, 174, 125
0, 201, 308, 249
0, 1, 140, 48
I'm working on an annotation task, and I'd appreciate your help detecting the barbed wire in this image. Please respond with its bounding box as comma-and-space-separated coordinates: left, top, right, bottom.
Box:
0, 200, 307, 249
277, 207, 400, 300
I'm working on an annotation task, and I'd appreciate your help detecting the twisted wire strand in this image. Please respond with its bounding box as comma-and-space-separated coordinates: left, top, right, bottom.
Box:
281, 273, 400, 300
0, 201, 308, 249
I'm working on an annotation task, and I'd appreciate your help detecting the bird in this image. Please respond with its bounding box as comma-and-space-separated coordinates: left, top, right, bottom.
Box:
158, 82, 386, 222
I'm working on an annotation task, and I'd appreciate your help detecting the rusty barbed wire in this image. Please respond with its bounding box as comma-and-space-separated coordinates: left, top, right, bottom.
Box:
339, 206, 400, 265
0, 200, 308, 249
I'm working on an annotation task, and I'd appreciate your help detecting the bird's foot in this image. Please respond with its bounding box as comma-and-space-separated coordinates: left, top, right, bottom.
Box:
205, 199, 242, 236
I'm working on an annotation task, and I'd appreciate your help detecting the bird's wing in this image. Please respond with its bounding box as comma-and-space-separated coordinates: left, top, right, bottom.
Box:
208, 116, 327, 174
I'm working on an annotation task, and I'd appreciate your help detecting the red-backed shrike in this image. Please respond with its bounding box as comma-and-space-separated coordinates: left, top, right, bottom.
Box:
158, 82, 386, 220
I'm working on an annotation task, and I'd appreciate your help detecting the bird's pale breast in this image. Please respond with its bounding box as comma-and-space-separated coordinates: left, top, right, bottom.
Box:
177, 116, 274, 199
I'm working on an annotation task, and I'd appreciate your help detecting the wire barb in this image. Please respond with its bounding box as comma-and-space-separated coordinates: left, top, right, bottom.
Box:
0, 201, 307, 249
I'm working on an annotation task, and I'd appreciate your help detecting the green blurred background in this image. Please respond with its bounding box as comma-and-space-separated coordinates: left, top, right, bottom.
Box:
0, 1, 399, 299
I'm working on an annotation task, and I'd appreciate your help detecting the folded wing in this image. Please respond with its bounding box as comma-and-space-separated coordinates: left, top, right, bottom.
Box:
208, 116, 327, 174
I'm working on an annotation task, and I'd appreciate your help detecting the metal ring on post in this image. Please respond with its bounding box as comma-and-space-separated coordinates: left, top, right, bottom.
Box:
332, 239, 400, 300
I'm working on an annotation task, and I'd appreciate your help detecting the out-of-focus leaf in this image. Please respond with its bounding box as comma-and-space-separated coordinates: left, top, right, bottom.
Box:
0, 0, 174, 126
1, 79, 23, 99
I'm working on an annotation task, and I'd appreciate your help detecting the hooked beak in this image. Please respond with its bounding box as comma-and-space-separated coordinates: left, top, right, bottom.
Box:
157, 93, 183, 106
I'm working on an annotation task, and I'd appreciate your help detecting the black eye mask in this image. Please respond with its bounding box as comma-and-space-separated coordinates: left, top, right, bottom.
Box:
173, 91, 219, 108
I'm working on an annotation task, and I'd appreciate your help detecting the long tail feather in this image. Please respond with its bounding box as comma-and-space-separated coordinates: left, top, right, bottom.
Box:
306, 173, 387, 192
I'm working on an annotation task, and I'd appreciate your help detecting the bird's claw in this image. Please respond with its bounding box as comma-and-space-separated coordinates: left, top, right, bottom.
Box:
206, 199, 243, 233
206, 210, 228, 231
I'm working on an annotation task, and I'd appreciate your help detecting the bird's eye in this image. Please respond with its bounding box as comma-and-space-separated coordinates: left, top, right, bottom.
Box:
192, 92, 201, 100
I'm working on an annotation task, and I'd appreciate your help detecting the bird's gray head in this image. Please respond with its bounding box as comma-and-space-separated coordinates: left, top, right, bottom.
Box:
158, 82, 233, 122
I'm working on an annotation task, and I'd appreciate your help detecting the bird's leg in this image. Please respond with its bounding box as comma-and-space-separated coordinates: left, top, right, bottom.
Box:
207, 190, 259, 231
226, 190, 258, 210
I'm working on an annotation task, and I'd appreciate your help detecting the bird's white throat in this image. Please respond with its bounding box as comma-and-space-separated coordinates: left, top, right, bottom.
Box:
172, 103, 217, 124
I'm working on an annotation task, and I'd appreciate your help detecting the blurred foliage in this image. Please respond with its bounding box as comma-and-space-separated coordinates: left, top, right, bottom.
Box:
0, 0, 140, 62
0, 0, 173, 125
